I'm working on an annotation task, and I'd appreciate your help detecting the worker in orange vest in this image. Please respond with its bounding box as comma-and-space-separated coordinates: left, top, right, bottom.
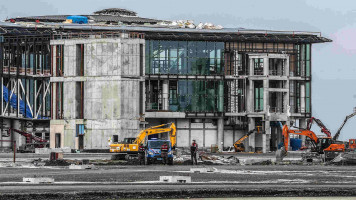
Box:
160, 142, 169, 165
191, 140, 198, 165
138, 143, 145, 165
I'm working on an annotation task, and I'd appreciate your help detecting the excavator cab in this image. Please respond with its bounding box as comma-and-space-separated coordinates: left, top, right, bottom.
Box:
123, 138, 136, 144
317, 137, 332, 153
234, 143, 245, 152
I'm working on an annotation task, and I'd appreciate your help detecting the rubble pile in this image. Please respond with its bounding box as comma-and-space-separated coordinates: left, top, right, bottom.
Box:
158, 20, 224, 30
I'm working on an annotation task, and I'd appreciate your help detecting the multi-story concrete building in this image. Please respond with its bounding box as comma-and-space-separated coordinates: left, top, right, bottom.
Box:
0, 8, 331, 152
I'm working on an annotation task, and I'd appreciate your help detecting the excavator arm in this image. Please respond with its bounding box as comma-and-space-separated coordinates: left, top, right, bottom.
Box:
134, 123, 177, 148
282, 125, 319, 152
233, 129, 255, 151
9, 128, 48, 143
307, 117, 332, 138
333, 112, 356, 140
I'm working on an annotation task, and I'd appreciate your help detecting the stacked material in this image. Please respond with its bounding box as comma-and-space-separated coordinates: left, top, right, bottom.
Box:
158, 20, 224, 29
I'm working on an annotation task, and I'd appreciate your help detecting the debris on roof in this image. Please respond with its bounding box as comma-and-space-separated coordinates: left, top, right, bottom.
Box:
158, 20, 224, 30
93, 8, 137, 17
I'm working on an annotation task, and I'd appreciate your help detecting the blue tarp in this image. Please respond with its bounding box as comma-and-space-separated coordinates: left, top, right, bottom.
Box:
2, 85, 46, 119
67, 16, 88, 24
278, 139, 302, 151
290, 138, 302, 151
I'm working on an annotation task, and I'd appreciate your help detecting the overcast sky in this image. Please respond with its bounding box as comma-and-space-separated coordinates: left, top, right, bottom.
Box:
0, 0, 355, 140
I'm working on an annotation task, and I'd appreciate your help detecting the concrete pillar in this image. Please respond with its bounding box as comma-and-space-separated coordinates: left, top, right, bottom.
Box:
263, 57, 269, 76
263, 120, 270, 153
248, 80, 254, 112
162, 80, 169, 111
285, 57, 290, 76
263, 79, 269, 113
249, 57, 254, 75
248, 118, 255, 152
300, 83, 305, 113
299, 119, 307, 146
12, 120, 24, 150
217, 118, 224, 152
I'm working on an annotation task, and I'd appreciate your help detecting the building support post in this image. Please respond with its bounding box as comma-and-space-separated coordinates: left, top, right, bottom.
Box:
299, 119, 307, 146
300, 83, 305, 113
248, 118, 255, 152
263, 120, 270, 153
162, 80, 169, 111
217, 118, 224, 152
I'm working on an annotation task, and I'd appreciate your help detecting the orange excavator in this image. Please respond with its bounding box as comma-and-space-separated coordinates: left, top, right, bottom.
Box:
278, 125, 345, 161
307, 109, 356, 151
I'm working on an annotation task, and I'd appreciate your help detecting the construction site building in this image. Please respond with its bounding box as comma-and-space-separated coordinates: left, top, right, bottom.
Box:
0, 8, 331, 152
0, 25, 51, 152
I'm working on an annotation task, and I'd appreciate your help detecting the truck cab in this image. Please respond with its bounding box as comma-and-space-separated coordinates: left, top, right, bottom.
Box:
145, 139, 173, 165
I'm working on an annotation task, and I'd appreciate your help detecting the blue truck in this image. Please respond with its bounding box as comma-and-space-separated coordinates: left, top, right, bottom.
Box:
145, 139, 174, 165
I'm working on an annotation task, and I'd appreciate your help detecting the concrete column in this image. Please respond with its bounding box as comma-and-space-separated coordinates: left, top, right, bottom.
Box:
52, 46, 57, 77
285, 57, 290, 76
263, 57, 269, 76
248, 118, 255, 152
12, 120, 24, 150
162, 80, 169, 111
249, 57, 254, 76
248, 80, 254, 113
299, 119, 307, 146
263, 79, 269, 113
300, 83, 305, 113
263, 120, 270, 153
217, 118, 224, 152
285, 83, 290, 114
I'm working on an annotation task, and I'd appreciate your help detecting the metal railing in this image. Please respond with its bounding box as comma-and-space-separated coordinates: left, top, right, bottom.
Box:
254, 69, 264, 75
269, 107, 284, 113
269, 69, 285, 76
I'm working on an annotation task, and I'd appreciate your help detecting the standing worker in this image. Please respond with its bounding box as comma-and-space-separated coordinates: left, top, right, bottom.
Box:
138, 143, 145, 165
160, 141, 169, 165
191, 139, 198, 165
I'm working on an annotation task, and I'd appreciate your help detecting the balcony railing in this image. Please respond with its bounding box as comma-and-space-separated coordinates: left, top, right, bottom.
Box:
253, 69, 264, 75
269, 106, 284, 113
269, 69, 285, 76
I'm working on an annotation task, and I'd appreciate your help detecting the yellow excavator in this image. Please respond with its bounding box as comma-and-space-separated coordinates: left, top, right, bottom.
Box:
233, 128, 259, 152
110, 123, 176, 160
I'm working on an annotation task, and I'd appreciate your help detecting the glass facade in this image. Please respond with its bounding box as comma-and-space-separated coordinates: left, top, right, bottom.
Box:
177, 80, 224, 112
146, 80, 224, 112
254, 81, 264, 112
293, 44, 311, 77
145, 40, 224, 75
305, 81, 311, 113
145, 40, 225, 113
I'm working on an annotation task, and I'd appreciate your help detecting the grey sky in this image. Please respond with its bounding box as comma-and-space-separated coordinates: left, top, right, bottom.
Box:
0, 0, 355, 140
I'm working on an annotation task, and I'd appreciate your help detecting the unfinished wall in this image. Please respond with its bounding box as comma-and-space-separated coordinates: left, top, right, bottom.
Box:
50, 37, 144, 149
